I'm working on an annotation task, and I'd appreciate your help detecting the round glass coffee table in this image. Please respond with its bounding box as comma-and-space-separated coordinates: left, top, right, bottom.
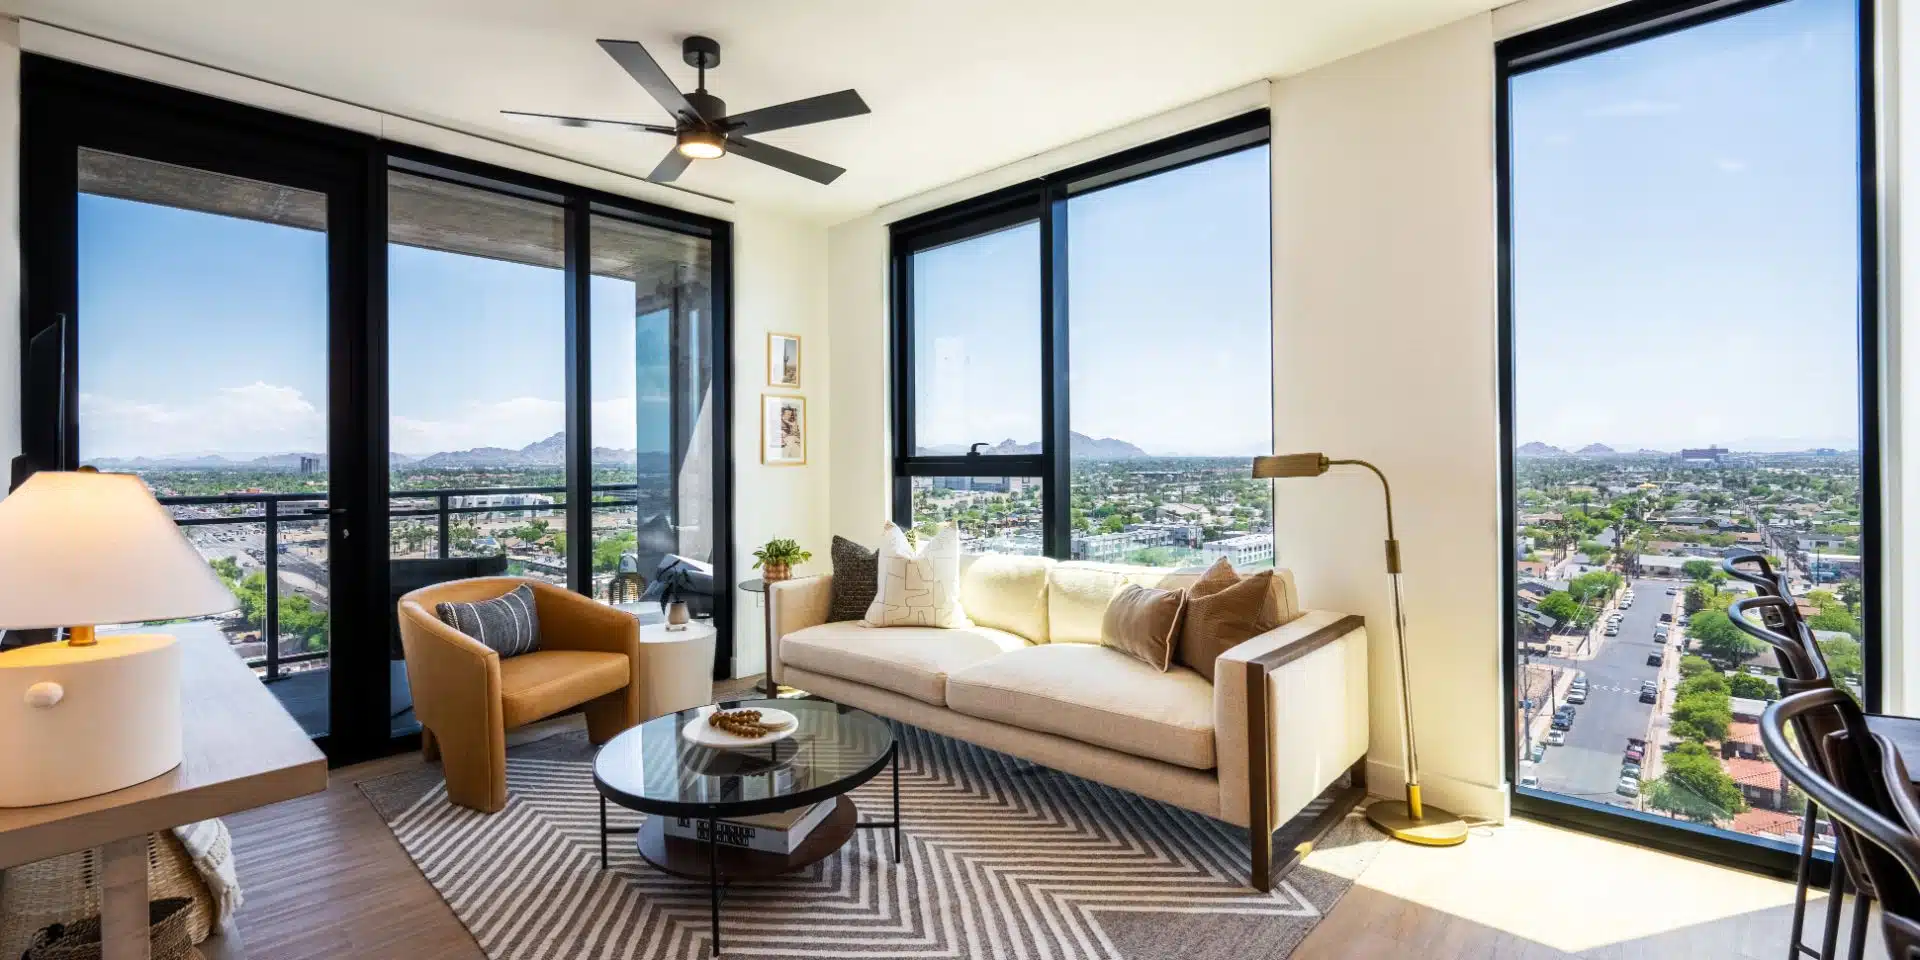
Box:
592, 697, 899, 957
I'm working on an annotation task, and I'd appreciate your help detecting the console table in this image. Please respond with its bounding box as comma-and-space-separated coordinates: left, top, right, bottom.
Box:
0, 633, 327, 960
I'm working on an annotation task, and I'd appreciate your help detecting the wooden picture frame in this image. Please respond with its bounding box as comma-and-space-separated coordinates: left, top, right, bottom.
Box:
761, 394, 807, 466
767, 332, 802, 388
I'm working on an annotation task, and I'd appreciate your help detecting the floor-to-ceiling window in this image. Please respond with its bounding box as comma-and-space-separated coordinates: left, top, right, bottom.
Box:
1500, 0, 1874, 863
891, 113, 1271, 562
20, 58, 733, 761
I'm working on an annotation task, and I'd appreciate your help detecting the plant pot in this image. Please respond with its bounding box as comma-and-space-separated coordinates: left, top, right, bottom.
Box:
665, 600, 690, 630
762, 561, 792, 583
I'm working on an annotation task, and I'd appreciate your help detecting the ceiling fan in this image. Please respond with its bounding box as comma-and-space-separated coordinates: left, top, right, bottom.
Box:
504, 36, 870, 185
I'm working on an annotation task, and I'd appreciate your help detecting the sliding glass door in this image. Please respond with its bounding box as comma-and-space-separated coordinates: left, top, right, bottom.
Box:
1499, 0, 1874, 865
21, 58, 733, 762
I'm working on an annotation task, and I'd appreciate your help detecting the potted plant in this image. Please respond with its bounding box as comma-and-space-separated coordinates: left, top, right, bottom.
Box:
753, 538, 812, 583
658, 566, 695, 630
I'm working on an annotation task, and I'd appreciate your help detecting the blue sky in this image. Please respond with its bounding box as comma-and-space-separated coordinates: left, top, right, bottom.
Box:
79, 195, 673, 459
911, 145, 1272, 457
1511, 0, 1863, 452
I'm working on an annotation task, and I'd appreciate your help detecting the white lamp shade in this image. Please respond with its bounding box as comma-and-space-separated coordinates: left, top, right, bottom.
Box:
0, 471, 237, 628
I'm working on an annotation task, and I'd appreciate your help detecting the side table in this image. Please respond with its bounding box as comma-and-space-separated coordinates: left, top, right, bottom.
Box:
612, 606, 718, 721
738, 578, 778, 697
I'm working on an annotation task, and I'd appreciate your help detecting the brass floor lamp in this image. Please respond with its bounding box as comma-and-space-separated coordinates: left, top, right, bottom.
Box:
1253, 453, 1468, 846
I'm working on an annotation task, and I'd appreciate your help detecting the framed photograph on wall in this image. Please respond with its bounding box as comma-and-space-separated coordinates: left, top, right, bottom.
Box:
761, 394, 807, 466
768, 332, 802, 388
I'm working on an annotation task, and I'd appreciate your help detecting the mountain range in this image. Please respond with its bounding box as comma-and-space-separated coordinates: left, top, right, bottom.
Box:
91, 432, 639, 471
920, 433, 1152, 458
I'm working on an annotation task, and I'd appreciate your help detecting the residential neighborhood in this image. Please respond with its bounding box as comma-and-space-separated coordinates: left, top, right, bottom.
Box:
1512, 447, 1864, 843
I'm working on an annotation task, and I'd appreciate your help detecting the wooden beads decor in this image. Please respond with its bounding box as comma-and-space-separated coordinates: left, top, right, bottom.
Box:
708, 708, 792, 738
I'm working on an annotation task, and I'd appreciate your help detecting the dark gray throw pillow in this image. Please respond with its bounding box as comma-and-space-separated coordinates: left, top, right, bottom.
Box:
828, 535, 878, 623
436, 583, 542, 659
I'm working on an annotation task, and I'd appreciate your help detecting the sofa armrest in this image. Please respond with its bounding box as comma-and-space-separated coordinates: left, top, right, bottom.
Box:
1214, 611, 1370, 831
533, 582, 642, 659
396, 598, 505, 740
767, 575, 834, 683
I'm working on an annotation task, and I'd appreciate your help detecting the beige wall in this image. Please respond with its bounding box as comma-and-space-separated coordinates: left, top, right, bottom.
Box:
730, 211, 832, 677
1268, 12, 1504, 820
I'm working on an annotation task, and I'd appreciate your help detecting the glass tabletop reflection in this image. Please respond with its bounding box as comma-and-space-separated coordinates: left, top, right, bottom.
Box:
592, 698, 896, 818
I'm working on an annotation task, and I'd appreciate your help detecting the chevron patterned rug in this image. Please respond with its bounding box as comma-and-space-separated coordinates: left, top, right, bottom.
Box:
359, 722, 1382, 960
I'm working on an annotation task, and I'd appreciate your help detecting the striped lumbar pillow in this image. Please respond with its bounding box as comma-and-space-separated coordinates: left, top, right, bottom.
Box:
436, 583, 542, 658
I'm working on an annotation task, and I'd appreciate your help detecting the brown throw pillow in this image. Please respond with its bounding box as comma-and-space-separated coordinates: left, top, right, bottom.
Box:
827, 535, 879, 623
1178, 558, 1282, 678
1100, 583, 1186, 671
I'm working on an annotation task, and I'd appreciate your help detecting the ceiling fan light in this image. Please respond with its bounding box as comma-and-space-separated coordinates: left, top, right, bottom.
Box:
677, 130, 726, 160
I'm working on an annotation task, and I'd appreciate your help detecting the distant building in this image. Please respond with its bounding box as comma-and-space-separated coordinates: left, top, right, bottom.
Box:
1202, 533, 1273, 568
1069, 524, 1196, 562
449, 492, 555, 518
1679, 446, 1729, 462
1797, 535, 1849, 552
1808, 554, 1862, 579
298, 455, 319, 475
1635, 554, 1694, 576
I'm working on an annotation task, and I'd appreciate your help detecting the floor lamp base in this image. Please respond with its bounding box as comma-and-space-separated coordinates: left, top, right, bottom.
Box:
1366, 799, 1469, 847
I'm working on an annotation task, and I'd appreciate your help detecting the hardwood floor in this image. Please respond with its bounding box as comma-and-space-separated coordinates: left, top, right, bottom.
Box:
223, 684, 1880, 959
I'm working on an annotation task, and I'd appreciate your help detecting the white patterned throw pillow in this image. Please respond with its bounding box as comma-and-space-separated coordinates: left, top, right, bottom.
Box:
863, 522, 969, 628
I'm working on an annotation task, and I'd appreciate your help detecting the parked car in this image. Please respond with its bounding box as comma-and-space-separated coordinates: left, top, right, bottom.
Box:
1680, 616, 1691, 626
1626, 737, 1648, 762
1556, 704, 1577, 718
1640, 688, 1658, 704
1660, 612, 1673, 623
1551, 715, 1572, 731
1565, 689, 1587, 705
1617, 777, 1641, 798
1621, 760, 1642, 779
1605, 627, 1619, 637
1546, 730, 1565, 746
1667, 587, 1678, 595
1654, 625, 1669, 639
1531, 742, 1546, 762
1519, 773, 1540, 789
1647, 652, 1663, 667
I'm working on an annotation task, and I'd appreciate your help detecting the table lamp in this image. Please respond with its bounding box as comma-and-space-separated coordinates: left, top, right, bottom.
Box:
0, 469, 237, 807
1253, 452, 1468, 846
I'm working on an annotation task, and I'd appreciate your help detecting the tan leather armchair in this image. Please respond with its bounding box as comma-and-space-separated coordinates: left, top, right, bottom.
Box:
398, 576, 641, 813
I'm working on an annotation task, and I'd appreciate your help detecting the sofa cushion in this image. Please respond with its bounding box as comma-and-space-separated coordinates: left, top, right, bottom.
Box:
958, 553, 1054, 642
1046, 563, 1133, 644
497, 649, 630, 729
780, 622, 1028, 705
946, 644, 1216, 769
827, 535, 879, 624
1177, 559, 1284, 677
864, 523, 969, 628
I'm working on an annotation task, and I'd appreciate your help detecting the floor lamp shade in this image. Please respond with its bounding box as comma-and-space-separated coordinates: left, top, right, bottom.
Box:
0, 470, 238, 807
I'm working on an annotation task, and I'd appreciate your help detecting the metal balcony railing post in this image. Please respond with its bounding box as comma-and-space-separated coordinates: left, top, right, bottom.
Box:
437, 492, 450, 559
264, 498, 281, 682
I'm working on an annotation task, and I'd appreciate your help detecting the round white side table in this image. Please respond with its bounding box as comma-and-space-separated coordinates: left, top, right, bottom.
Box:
628, 618, 717, 721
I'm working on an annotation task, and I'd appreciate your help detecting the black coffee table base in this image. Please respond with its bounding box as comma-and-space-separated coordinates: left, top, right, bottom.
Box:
598, 743, 900, 957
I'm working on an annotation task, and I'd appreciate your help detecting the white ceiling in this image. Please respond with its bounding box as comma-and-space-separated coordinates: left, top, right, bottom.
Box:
5, 0, 1498, 223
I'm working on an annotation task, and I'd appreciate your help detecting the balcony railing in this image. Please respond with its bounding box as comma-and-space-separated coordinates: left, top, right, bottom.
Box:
157, 483, 640, 681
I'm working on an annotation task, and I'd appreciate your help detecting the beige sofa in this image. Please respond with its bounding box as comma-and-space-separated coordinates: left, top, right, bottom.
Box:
768, 554, 1369, 890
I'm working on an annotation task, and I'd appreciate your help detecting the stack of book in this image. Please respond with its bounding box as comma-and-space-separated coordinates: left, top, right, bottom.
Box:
663, 799, 835, 854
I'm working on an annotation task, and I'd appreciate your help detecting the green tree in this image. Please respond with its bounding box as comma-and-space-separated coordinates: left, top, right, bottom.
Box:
1677, 672, 1730, 699
1688, 609, 1763, 664
1807, 606, 1862, 640
1837, 578, 1864, 613
1679, 655, 1714, 678
1536, 591, 1582, 626
1728, 672, 1778, 700
209, 556, 242, 583
1682, 559, 1718, 581
1647, 741, 1746, 823
593, 532, 638, 573
1820, 634, 1864, 684
1670, 689, 1733, 742
1101, 515, 1127, 534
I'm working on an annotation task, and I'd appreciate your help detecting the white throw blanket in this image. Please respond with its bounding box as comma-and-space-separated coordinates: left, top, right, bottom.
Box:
171, 819, 243, 924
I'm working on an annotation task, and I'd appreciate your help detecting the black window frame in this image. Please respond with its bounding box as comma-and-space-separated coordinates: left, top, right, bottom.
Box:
888, 111, 1271, 556
1495, 0, 1879, 878
19, 56, 735, 765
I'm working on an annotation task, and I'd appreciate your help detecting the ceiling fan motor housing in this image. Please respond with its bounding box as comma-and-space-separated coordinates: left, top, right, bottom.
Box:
681, 36, 721, 70
683, 91, 726, 126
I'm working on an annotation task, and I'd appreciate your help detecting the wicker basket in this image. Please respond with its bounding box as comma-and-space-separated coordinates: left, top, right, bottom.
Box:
21, 897, 200, 960
0, 831, 217, 960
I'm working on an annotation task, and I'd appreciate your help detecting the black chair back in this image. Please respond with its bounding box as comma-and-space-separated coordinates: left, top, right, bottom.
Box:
1729, 595, 1828, 690
1766, 687, 1920, 958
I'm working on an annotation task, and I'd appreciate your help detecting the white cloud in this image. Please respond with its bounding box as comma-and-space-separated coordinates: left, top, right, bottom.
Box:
80, 382, 325, 459
1717, 157, 1749, 173
391, 396, 565, 455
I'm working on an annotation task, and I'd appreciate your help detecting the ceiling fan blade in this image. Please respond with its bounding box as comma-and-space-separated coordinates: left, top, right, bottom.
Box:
500, 110, 675, 135
596, 39, 702, 121
726, 136, 846, 185
725, 90, 871, 136
648, 150, 693, 184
